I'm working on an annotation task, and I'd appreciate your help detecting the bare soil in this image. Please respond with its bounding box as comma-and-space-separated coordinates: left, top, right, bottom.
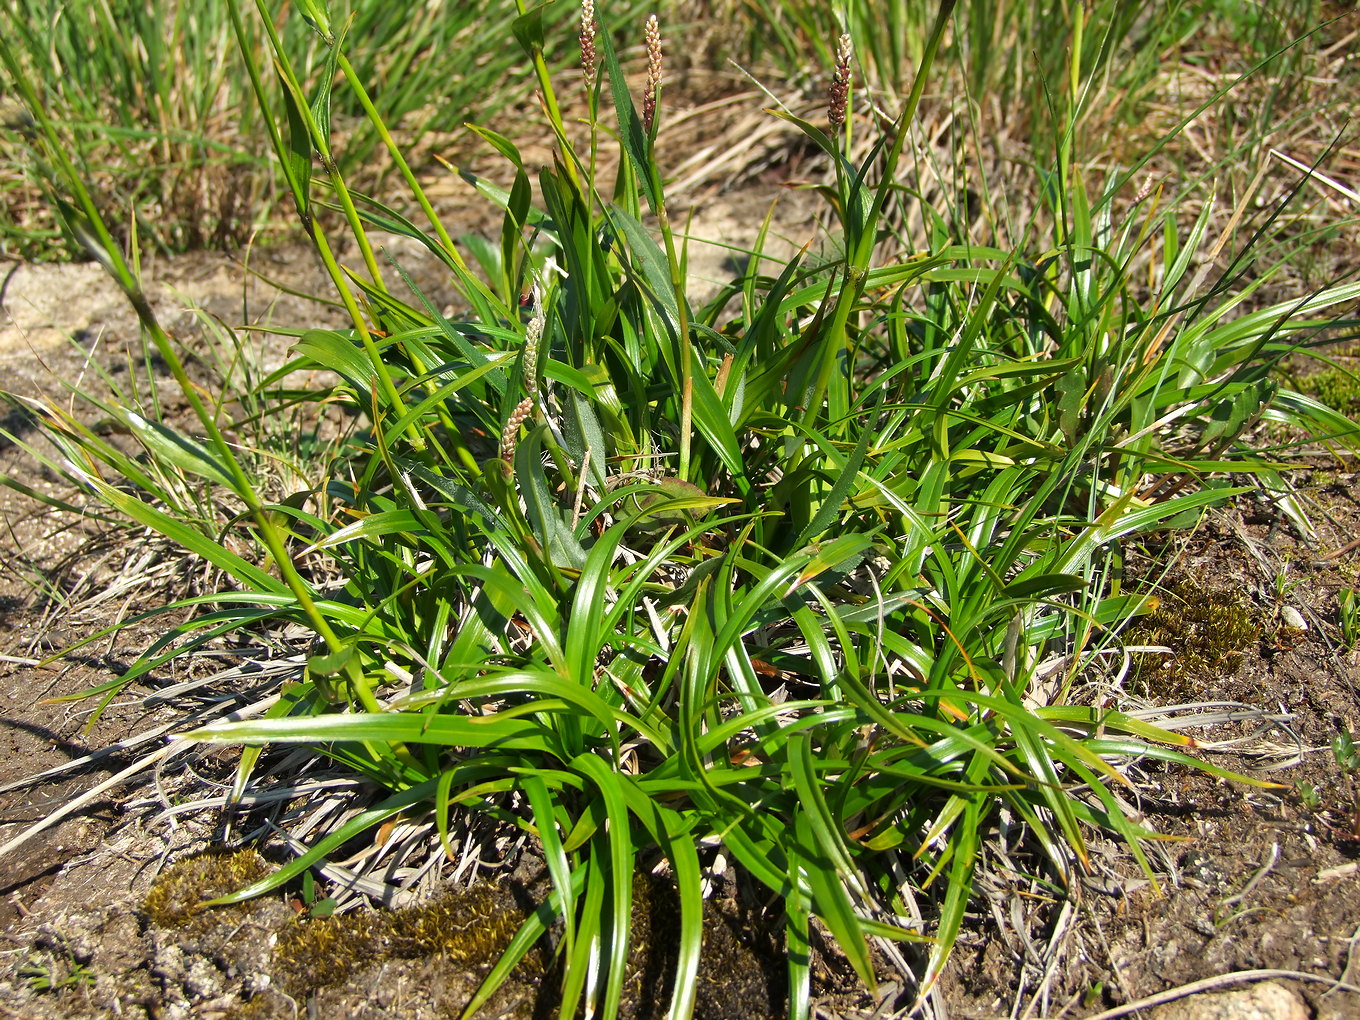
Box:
0, 181, 1358, 1019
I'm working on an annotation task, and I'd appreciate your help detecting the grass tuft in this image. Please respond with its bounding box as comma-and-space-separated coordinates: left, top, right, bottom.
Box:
3, 2, 1359, 1017
0, 0, 653, 259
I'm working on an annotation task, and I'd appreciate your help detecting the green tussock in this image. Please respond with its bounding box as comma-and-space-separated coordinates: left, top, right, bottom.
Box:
1127, 577, 1258, 696
6, 0, 1357, 1013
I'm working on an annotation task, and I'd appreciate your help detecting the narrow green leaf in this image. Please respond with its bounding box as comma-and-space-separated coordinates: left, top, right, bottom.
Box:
520, 771, 576, 957
794, 423, 874, 548
596, 23, 657, 211
462, 860, 589, 1020
186, 709, 555, 751
791, 807, 876, 993
574, 755, 634, 1019
516, 426, 587, 570
114, 410, 241, 493
274, 57, 314, 219
78, 473, 286, 593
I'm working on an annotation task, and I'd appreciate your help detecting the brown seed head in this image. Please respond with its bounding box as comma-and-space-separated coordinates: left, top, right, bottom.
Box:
643, 14, 662, 133
500, 397, 536, 463
828, 33, 853, 131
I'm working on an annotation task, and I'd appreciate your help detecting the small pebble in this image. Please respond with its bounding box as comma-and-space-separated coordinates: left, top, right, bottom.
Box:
1147, 980, 1307, 1020
1280, 605, 1307, 630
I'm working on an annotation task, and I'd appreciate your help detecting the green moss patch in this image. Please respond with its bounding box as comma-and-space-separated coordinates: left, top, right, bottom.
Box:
141, 849, 272, 932
1126, 576, 1258, 696
1299, 367, 1360, 415
273, 882, 537, 999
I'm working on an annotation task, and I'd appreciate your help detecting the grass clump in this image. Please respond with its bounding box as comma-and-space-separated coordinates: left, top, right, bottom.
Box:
17, 950, 97, 994
1126, 577, 1258, 697
3, 1, 1359, 1017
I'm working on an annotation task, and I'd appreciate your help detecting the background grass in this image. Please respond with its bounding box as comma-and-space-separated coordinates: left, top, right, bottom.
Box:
0, 0, 650, 258
1, 1, 1358, 1018
2, 1, 1342, 260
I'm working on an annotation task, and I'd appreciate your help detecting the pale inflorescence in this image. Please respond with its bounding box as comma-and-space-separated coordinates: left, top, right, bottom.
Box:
522, 298, 544, 400
580, 0, 599, 91
643, 14, 662, 133
500, 397, 536, 463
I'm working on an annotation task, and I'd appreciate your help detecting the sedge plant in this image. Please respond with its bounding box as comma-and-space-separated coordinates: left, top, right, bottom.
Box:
2, 0, 1359, 1017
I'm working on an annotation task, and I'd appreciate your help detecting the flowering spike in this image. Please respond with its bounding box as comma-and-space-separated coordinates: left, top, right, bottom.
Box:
580, 0, 599, 91
642, 14, 662, 134
522, 298, 545, 400
500, 397, 536, 463
828, 33, 853, 132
